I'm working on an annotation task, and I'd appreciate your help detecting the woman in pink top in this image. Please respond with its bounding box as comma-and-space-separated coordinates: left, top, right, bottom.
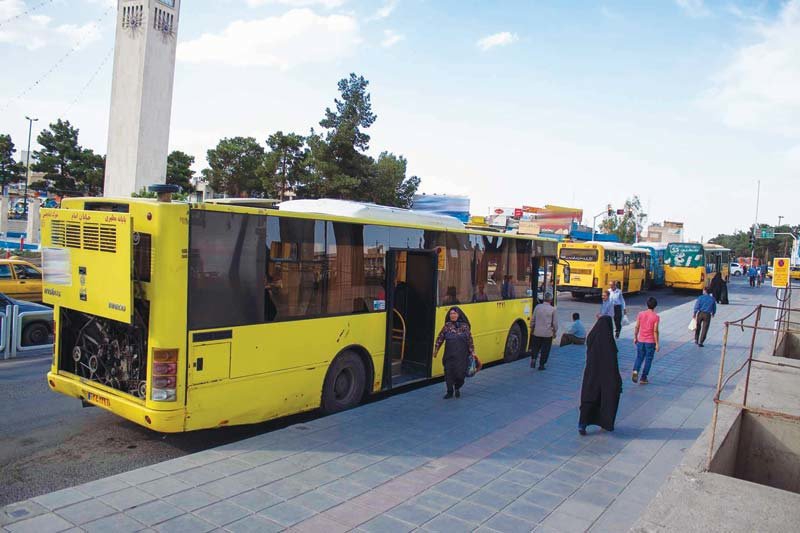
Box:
632, 297, 660, 384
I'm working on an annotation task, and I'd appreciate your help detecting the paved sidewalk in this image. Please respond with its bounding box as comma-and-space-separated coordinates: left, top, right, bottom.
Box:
1, 283, 777, 533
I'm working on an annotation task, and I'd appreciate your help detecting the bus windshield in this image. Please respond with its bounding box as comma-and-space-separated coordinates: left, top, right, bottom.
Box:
665, 243, 704, 267
559, 248, 598, 262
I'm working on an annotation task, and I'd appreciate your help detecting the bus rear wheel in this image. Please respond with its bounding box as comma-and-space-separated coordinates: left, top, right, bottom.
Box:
321, 351, 366, 414
504, 323, 524, 362
571, 292, 585, 300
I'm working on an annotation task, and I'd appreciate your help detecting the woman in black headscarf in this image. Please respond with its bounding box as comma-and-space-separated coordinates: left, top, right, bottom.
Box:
709, 272, 724, 303
579, 316, 622, 435
433, 306, 475, 399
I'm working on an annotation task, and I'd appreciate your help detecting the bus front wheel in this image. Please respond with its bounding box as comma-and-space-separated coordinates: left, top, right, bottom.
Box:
504, 323, 524, 362
321, 351, 366, 414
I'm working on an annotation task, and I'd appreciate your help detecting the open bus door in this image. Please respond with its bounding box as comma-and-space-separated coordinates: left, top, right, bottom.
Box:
383, 249, 438, 388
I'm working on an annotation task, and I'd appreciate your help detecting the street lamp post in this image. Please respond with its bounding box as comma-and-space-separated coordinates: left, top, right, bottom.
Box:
24, 116, 38, 216
591, 206, 611, 241
778, 215, 784, 227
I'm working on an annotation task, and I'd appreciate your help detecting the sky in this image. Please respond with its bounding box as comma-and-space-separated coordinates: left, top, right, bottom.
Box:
1, 0, 799, 240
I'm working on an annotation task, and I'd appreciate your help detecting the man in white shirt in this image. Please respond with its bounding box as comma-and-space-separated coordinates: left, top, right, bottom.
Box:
609, 281, 626, 339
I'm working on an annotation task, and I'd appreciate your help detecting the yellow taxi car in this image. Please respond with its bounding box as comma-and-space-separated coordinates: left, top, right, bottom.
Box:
0, 258, 43, 302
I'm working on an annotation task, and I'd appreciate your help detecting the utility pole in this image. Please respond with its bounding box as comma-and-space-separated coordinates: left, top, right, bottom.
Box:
750, 180, 760, 266
24, 116, 38, 216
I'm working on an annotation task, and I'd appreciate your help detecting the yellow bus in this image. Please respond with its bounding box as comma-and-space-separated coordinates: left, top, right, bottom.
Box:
664, 243, 730, 291
556, 241, 649, 299
41, 196, 558, 432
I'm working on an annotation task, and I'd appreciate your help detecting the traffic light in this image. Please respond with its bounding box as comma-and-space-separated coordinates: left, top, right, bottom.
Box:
607, 204, 613, 217
749, 233, 755, 249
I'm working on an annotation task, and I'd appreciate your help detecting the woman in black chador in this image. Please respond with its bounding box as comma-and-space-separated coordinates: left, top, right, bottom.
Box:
579, 316, 622, 435
433, 306, 475, 399
709, 272, 724, 303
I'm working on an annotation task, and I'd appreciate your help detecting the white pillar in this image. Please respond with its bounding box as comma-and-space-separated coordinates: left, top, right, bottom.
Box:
0, 196, 8, 236
25, 201, 40, 245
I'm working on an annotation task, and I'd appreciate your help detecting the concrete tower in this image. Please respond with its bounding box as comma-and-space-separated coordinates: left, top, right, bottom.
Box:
104, 0, 181, 197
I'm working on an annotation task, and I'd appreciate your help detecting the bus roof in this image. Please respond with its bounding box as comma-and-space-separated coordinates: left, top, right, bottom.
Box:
634, 242, 669, 250
560, 241, 647, 254
279, 199, 466, 229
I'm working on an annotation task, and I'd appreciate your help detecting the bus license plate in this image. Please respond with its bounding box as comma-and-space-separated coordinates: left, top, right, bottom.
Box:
86, 392, 111, 407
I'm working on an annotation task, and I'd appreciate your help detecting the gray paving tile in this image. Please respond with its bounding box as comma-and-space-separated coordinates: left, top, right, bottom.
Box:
421, 513, 475, 533
99, 486, 157, 511
483, 512, 537, 533
194, 501, 250, 527
205, 459, 252, 476
163, 488, 219, 512
430, 479, 478, 500
173, 466, 226, 487
411, 490, 460, 513
500, 468, 545, 487
154, 514, 215, 533
227, 489, 283, 512
483, 479, 528, 499
289, 490, 343, 512
450, 468, 495, 488
223, 514, 285, 533
466, 488, 517, 510
139, 477, 193, 499
261, 478, 312, 500
258, 501, 316, 527
198, 476, 252, 499
386, 502, 439, 526
537, 510, 594, 533
535, 477, 579, 497
445, 501, 496, 524
5, 513, 73, 533
125, 500, 185, 527
520, 488, 567, 510
75, 477, 130, 498
503, 499, 549, 523
117, 468, 166, 485
55, 499, 116, 525
359, 514, 415, 533
32, 488, 91, 511
317, 478, 370, 499
83, 512, 145, 533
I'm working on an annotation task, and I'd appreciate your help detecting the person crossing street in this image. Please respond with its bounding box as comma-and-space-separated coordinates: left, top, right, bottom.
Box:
609, 281, 626, 338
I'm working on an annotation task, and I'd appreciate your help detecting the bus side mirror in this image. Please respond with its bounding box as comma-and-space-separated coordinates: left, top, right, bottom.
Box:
563, 265, 571, 284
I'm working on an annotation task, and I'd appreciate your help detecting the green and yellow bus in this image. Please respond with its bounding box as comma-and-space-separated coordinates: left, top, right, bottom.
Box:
556, 241, 649, 298
664, 242, 730, 291
42, 196, 558, 432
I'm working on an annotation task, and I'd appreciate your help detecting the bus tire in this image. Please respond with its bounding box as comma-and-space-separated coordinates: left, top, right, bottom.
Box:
321, 350, 366, 414
504, 323, 524, 362
571, 292, 585, 299
22, 321, 51, 346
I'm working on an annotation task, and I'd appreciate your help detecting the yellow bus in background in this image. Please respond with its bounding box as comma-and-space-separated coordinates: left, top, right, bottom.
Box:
556, 241, 649, 299
41, 197, 558, 432
664, 242, 730, 291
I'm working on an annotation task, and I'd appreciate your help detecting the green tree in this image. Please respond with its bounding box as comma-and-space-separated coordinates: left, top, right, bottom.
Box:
0, 134, 26, 189
166, 150, 196, 193
202, 137, 265, 197
299, 74, 376, 200
599, 196, 647, 244
31, 119, 103, 194
363, 152, 420, 208
261, 132, 307, 199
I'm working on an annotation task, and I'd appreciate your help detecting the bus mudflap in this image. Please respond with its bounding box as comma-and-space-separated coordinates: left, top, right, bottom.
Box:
41, 208, 134, 324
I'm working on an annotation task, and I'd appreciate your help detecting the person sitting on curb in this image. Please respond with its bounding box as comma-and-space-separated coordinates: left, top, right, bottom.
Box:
560, 312, 586, 347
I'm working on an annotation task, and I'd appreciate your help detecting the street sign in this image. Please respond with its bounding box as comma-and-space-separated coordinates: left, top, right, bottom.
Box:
760, 228, 775, 239
772, 258, 790, 288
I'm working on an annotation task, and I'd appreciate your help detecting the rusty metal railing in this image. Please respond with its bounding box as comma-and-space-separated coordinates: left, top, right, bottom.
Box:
706, 286, 800, 469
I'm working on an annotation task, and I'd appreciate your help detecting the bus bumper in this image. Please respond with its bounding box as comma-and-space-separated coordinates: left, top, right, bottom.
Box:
47, 372, 186, 433
558, 286, 600, 295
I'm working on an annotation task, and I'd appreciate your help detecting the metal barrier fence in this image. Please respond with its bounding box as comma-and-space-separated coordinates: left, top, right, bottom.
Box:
707, 285, 800, 469
1, 304, 54, 360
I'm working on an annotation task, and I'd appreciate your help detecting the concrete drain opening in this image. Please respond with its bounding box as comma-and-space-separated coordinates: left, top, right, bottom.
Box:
709, 410, 800, 494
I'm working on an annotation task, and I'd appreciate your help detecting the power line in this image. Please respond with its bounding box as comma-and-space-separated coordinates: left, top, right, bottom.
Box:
0, 0, 54, 28
0, 4, 114, 113
65, 46, 114, 116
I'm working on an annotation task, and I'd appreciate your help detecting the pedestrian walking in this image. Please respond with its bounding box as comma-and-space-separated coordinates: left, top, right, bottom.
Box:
609, 281, 626, 338
578, 316, 622, 435
597, 288, 614, 319
433, 306, 475, 399
709, 272, 723, 303
560, 312, 586, 347
529, 292, 558, 370
693, 288, 716, 347
632, 297, 660, 384
748, 265, 757, 287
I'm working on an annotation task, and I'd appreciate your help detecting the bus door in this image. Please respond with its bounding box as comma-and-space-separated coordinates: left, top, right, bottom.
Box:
383, 249, 438, 388
623, 254, 631, 292
534, 257, 556, 303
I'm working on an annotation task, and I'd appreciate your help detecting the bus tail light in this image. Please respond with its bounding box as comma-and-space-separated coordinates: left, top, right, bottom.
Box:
592, 277, 598, 288
151, 349, 178, 402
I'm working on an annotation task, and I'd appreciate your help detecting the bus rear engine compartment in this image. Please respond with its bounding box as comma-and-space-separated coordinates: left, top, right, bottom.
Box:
59, 302, 149, 398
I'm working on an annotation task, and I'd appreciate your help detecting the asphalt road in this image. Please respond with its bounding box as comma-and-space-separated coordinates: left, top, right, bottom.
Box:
0, 280, 732, 506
